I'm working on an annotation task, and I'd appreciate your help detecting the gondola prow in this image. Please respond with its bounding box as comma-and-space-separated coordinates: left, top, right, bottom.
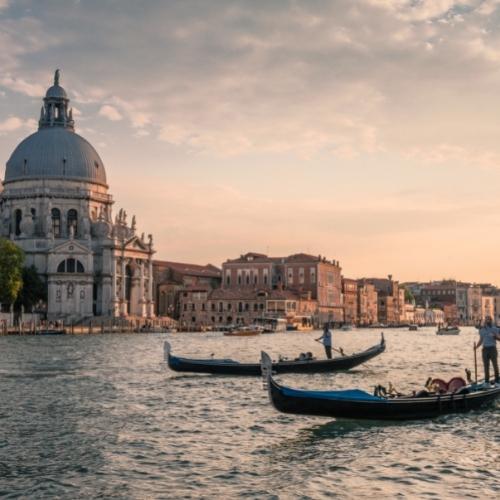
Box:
163, 341, 171, 362
261, 351, 273, 389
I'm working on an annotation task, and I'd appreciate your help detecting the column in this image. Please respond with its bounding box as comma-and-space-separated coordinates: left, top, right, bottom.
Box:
147, 258, 155, 318
120, 256, 127, 316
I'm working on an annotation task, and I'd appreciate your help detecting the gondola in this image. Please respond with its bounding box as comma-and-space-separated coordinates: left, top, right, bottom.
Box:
260, 351, 500, 420
163, 334, 385, 376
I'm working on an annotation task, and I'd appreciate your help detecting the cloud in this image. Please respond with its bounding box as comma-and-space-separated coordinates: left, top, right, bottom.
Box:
0, 116, 36, 135
98, 104, 123, 121
0, 74, 45, 97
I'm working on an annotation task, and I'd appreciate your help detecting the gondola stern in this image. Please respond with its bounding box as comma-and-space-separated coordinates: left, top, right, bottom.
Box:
163, 341, 171, 362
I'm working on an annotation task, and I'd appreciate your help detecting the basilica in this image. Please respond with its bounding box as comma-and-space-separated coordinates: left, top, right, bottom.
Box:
0, 70, 155, 321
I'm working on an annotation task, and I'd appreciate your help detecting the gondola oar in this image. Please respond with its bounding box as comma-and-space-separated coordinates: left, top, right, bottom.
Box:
314, 339, 346, 356
473, 341, 478, 384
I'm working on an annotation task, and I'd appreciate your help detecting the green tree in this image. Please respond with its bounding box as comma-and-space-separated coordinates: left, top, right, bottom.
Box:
404, 288, 415, 304
15, 265, 47, 312
0, 238, 24, 305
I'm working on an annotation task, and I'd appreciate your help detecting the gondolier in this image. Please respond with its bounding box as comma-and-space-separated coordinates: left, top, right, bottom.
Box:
316, 324, 333, 359
475, 316, 500, 385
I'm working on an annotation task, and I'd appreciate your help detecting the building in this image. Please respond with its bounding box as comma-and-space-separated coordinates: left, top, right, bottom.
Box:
222, 252, 343, 323
153, 261, 221, 318
342, 277, 358, 325
0, 70, 155, 321
357, 281, 378, 326
359, 276, 404, 325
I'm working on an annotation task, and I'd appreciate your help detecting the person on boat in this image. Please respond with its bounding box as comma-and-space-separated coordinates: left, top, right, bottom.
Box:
475, 316, 500, 385
316, 323, 333, 359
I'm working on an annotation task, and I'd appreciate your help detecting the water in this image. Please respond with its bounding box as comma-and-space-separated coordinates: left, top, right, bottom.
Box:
0, 327, 498, 498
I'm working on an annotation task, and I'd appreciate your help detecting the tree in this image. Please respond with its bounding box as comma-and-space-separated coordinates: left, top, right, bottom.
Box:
404, 288, 415, 304
0, 238, 24, 305
15, 265, 47, 312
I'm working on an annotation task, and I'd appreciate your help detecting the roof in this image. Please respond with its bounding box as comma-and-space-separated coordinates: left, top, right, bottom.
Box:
154, 260, 221, 278
5, 128, 107, 186
3, 70, 106, 186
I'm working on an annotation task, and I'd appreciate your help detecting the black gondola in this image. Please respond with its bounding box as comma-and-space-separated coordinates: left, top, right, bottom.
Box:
163, 334, 385, 376
260, 351, 500, 420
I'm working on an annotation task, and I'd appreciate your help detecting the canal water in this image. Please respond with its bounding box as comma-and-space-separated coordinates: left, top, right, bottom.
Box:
0, 327, 498, 498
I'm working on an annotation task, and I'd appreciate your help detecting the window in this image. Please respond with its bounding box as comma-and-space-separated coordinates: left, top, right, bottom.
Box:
246, 273, 250, 285
219, 302, 223, 312
14, 209, 22, 236
310, 268, 316, 284
202, 303, 205, 311
226, 274, 231, 286
191, 303, 195, 311
183, 304, 187, 311
237, 272, 242, 285
238, 302, 243, 312
327, 272, 334, 285
287, 268, 293, 284
211, 303, 216, 311
228, 303, 232, 311
245, 303, 249, 311
299, 267, 304, 284
254, 274, 258, 285
253, 303, 258, 311
52, 208, 61, 237
57, 258, 85, 273
67, 209, 78, 236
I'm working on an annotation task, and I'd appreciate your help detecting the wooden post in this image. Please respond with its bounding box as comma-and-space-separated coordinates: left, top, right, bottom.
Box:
88, 321, 92, 335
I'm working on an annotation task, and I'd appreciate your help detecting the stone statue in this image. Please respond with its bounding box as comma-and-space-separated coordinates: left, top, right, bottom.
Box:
81, 216, 91, 239
131, 215, 136, 232
69, 223, 75, 240
148, 234, 153, 248
54, 69, 60, 86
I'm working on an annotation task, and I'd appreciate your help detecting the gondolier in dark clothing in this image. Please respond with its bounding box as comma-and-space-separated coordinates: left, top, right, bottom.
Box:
316, 324, 333, 359
475, 316, 500, 385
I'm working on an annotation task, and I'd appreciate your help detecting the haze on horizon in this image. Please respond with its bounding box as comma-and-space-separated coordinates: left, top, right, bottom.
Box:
1, 0, 500, 284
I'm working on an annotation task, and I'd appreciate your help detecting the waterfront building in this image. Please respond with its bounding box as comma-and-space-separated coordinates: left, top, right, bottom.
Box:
153, 261, 221, 318
341, 277, 358, 324
357, 281, 378, 325
359, 276, 404, 325
222, 252, 343, 323
0, 71, 155, 321
467, 286, 482, 324
481, 295, 495, 322
178, 287, 317, 330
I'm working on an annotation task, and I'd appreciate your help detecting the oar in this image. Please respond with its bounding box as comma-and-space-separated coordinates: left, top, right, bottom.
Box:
314, 339, 346, 356
473, 341, 478, 385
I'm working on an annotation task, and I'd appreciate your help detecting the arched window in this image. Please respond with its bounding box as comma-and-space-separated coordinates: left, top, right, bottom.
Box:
14, 209, 22, 236
52, 208, 61, 238
67, 209, 78, 236
57, 258, 85, 273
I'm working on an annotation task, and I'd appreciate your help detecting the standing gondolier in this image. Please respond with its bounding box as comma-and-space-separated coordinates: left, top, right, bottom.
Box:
316, 323, 333, 359
475, 316, 500, 385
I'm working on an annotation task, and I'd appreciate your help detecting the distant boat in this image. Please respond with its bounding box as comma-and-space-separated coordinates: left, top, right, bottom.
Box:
224, 326, 263, 337
408, 324, 418, 331
436, 325, 460, 335
341, 324, 354, 332
286, 315, 313, 331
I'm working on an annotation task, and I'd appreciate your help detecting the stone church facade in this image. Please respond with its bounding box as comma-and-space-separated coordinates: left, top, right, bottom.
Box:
0, 70, 155, 321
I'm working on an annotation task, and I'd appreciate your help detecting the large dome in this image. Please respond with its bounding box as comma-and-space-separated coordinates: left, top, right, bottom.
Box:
5, 127, 107, 186
3, 69, 107, 187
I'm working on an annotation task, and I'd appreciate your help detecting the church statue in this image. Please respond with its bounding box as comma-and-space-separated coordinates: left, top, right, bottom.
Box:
131, 215, 136, 232
54, 69, 60, 86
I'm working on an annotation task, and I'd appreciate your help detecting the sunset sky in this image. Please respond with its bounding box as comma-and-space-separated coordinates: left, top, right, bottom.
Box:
2, 0, 500, 282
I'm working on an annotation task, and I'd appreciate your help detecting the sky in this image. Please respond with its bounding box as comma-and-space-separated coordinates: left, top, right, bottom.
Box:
2, 0, 500, 283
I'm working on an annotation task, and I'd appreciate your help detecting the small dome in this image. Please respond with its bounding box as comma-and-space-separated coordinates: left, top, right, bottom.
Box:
5, 127, 107, 186
45, 84, 67, 99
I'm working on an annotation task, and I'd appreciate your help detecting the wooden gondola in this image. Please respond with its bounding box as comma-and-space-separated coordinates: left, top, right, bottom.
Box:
260, 351, 500, 420
163, 334, 385, 376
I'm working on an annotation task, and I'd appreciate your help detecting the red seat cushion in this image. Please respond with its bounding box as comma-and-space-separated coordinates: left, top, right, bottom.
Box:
447, 377, 466, 393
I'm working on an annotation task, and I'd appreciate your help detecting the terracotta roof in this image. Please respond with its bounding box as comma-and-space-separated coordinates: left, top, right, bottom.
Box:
154, 260, 221, 278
